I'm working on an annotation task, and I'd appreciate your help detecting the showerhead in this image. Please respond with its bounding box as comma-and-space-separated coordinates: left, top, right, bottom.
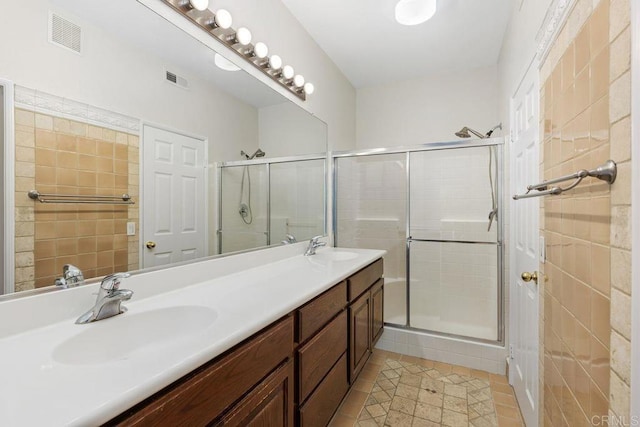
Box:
455, 126, 485, 139
240, 148, 266, 160
455, 127, 471, 138
454, 123, 503, 139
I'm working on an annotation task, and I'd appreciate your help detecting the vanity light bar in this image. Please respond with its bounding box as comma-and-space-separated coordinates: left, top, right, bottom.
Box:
166, 0, 314, 100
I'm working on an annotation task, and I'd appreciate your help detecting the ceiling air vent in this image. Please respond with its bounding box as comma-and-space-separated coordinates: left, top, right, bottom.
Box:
49, 12, 82, 54
165, 70, 189, 89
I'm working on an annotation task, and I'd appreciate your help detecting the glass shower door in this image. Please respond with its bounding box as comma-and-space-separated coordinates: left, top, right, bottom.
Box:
335, 153, 408, 325
408, 147, 500, 341
219, 164, 268, 253
270, 159, 325, 244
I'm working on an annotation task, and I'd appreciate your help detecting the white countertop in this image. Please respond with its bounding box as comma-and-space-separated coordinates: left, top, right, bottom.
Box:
0, 246, 385, 426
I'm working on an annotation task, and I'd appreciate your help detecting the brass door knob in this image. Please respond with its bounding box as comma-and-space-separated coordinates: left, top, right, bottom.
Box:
146, 241, 156, 249
521, 271, 538, 284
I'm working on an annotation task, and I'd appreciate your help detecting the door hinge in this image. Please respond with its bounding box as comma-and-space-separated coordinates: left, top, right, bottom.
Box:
509, 344, 515, 359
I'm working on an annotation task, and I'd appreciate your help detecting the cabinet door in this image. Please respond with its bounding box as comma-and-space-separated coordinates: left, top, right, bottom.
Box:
217, 360, 295, 426
108, 317, 294, 426
349, 291, 371, 383
371, 279, 384, 345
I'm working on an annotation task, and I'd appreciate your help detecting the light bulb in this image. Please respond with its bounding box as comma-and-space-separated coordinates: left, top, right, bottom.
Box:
254, 42, 268, 59
293, 75, 305, 88
269, 55, 282, 70
214, 53, 240, 71
189, 0, 209, 11
214, 9, 232, 29
395, 0, 437, 26
303, 83, 314, 95
282, 65, 294, 80
235, 27, 252, 45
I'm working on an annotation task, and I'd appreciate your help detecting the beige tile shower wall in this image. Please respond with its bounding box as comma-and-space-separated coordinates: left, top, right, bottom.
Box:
14, 109, 139, 291
538, 0, 632, 424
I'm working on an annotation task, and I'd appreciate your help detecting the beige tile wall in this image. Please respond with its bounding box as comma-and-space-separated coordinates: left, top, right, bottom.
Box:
14, 109, 140, 291
539, 0, 632, 424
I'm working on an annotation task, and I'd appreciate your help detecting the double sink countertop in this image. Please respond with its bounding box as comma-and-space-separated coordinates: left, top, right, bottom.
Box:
0, 245, 385, 426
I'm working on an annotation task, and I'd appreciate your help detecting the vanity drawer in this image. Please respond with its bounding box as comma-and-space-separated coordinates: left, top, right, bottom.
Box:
298, 310, 348, 403
348, 258, 383, 302
297, 280, 347, 343
109, 316, 294, 426
299, 352, 349, 427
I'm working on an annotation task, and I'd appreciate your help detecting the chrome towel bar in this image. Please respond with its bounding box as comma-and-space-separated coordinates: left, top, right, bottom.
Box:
513, 160, 617, 200
28, 190, 135, 205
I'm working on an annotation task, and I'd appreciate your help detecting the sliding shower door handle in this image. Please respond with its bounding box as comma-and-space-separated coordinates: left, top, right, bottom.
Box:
521, 271, 538, 284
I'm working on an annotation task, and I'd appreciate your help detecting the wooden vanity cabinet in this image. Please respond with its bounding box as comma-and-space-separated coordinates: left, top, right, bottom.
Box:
217, 359, 295, 426
106, 316, 295, 427
347, 259, 384, 383
371, 278, 384, 345
106, 257, 384, 427
295, 281, 349, 426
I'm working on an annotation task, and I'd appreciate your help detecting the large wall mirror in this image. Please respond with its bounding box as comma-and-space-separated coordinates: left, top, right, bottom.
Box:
1, 0, 327, 295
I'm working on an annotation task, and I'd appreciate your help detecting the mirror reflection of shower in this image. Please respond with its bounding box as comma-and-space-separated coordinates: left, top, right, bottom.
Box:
238, 149, 266, 224
454, 124, 502, 232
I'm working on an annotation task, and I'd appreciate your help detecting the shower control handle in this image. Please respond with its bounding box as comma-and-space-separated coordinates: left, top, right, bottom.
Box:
521, 271, 538, 284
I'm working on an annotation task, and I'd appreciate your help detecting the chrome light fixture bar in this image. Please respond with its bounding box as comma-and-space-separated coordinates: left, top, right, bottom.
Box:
165, 0, 313, 101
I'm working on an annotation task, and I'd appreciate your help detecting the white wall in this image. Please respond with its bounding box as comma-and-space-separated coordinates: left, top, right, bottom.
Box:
355, 65, 500, 148
258, 103, 327, 158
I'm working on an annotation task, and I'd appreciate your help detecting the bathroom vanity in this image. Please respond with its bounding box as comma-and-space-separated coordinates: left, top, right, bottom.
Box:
107, 257, 384, 426
0, 245, 384, 427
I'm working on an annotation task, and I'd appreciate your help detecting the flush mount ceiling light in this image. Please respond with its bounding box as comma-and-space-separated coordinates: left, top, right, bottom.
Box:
163, 0, 313, 100
395, 0, 437, 26
214, 53, 240, 71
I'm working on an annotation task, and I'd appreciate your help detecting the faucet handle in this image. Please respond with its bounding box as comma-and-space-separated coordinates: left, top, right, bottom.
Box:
100, 272, 131, 292
310, 235, 323, 243
55, 264, 84, 288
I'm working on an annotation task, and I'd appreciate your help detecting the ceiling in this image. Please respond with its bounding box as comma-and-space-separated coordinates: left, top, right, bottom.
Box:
281, 0, 513, 88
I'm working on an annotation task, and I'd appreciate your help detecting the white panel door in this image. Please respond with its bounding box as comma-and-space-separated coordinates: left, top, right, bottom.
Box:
142, 125, 206, 267
509, 62, 540, 427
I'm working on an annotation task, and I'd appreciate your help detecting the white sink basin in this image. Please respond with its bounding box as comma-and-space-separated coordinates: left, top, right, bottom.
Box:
53, 305, 216, 365
312, 251, 359, 262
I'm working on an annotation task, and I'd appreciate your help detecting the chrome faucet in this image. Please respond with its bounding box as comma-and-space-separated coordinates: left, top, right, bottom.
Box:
281, 234, 297, 245
76, 273, 133, 324
54, 264, 85, 288
304, 235, 326, 256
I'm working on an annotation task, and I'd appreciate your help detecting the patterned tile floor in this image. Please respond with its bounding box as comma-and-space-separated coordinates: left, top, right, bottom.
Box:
330, 349, 524, 427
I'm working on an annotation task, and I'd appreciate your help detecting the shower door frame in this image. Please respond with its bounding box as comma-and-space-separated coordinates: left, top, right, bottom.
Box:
332, 138, 506, 346
217, 153, 328, 254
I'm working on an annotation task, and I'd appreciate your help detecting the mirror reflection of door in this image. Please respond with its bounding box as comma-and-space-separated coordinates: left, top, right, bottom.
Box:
142, 125, 207, 268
